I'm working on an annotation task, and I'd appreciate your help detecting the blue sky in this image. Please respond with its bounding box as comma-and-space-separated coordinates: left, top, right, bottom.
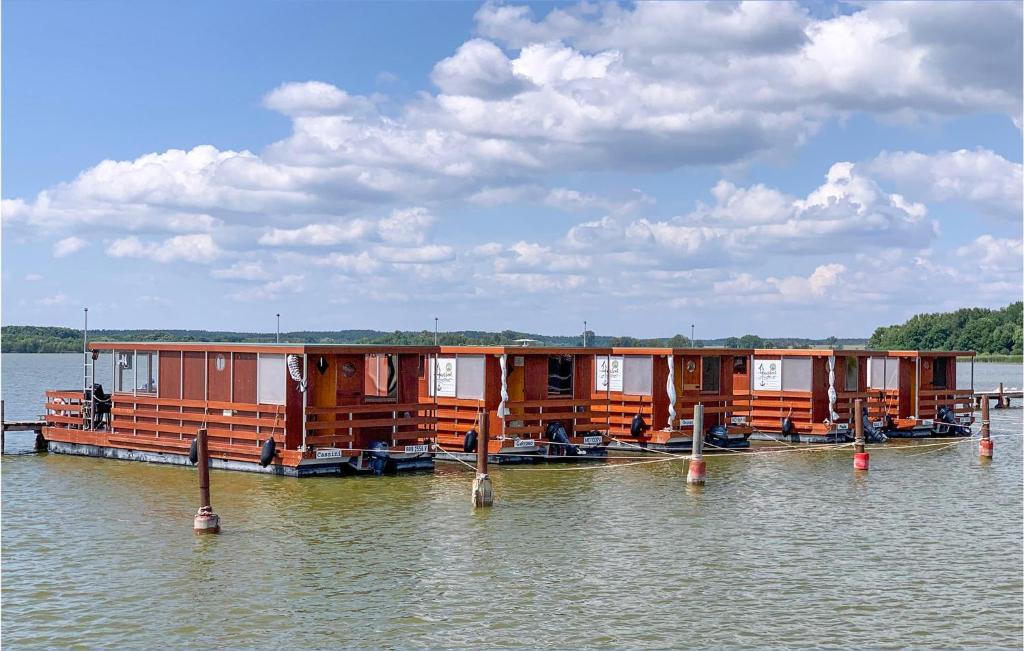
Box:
3, 1, 1021, 339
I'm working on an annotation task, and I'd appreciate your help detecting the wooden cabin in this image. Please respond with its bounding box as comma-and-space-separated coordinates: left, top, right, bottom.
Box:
864, 351, 975, 436
425, 346, 611, 462
43, 342, 439, 476
740, 349, 874, 442
592, 348, 754, 451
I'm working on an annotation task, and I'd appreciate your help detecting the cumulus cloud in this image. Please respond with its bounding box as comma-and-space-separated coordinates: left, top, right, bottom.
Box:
231, 274, 305, 301
107, 234, 222, 263
53, 236, 87, 258
866, 148, 1023, 219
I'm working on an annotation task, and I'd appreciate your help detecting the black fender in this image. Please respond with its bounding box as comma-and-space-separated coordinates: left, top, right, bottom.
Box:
630, 413, 648, 438
781, 417, 794, 436
259, 437, 276, 467
188, 438, 198, 465
463, 429, 478, 453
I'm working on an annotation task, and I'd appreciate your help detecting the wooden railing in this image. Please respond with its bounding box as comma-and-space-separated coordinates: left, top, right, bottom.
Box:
592, 393, 653, 436
918, 388, 974, 417
45, 390, 87, 429
500, 398, 609, 437
304, 401, 436, 448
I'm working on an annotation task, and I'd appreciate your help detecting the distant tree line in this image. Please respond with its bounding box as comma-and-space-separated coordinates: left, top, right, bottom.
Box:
868, 302, 1022, 355
1, 325, 871, 353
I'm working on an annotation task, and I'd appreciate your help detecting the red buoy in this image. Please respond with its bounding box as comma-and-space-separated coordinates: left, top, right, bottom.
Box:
686, 458, 706, 485
853, 452, 869, 470
853, 398, 868, 472
979, 398, 993, 459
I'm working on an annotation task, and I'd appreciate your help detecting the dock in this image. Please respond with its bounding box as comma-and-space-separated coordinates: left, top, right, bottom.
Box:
971, 384, 1023, 409
1, 400, 45, 453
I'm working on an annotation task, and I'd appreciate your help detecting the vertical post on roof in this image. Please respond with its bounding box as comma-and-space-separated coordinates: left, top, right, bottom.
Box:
472, 410, 493, 508
583, 321, 587, 348
434, 317, 438, 346
686, 404, 706, 486
853, 398, 869, 471
979, 395, 993, 460
276, 314, 281, 344
193, 427, 220, 534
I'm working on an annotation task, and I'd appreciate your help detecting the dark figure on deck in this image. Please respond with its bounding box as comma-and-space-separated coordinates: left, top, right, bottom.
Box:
91, 384, 112, 430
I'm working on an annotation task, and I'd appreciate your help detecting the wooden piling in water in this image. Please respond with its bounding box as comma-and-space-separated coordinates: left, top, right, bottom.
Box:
995, 383, 1005, 409
472, 410, 493, 508
853, 398, 869, 471
979, 397, 993, 459
2, 399, 5, 455
687, 404, 706, 485
193, 428, 221, 534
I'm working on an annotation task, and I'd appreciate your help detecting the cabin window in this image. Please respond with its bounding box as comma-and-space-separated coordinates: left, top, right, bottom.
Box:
932, 357, 948, 389
455, 355, 486, 400
622, 356, 653, 395
733, 356, 747, 374
257, 354, 287, 405
428, 356, 457, 397
366, 354, 398, 399
868, 357, 899, 390
781, 358, 812, 391
113, 350, 134, 393
701, 356, 721, 393
547, 355, 573, 397
136, 352, 158, 394
844, 356, 859, 391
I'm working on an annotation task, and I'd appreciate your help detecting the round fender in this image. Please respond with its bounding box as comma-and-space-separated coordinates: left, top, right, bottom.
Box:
463, 429, 478, 453
630, 413, 648, 438
188, 438, 198, 465
259, 437, 276, 468
781, 417, 794, 435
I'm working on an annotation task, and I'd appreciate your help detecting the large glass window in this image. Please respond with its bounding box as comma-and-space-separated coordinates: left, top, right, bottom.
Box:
137, 352, 158, 394
844, 356, 859, 391
781, 358, 812, 391
622, 356, 653, 395
455, 355, 486, 400
932, 357, 948, 389
547, 355, 573, 397
257, 354, 287, 405
702, 356, 721, 393
114, 350, 134, 393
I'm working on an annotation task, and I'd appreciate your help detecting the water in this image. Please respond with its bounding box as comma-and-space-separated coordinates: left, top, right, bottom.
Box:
2, 354, 1022, 649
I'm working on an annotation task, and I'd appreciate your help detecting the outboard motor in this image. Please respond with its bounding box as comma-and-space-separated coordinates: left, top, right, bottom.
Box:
463, 428, 478, 453
91, 384, 112, 430
882, 413, 896, 432
630, 413, 648, 438
707, 424, 728, 447
368, 440, 389, 476
545, 421, 578, 457
861, 405, 888, 443
936, 405, 969, 436
259, 436, 277, 467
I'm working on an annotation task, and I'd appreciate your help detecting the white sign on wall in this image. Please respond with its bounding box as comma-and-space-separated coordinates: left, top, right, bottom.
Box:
595, 356, 624, 392
753, 358, 782, 392
430, 357, 457, 397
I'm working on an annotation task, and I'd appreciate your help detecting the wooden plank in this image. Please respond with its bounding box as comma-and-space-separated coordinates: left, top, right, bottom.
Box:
305, 402, 426, 416
305, 416, 436, 431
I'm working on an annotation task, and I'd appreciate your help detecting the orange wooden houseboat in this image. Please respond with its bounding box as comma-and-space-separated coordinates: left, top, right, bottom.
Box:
593, 348, 754, 451
424, 345, 610, 463
43, 342, 440, 476
740, 349, 876, 443
864, 351, 975, 436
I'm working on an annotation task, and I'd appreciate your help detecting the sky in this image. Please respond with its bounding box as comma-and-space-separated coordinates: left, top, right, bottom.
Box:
2, 0, 1022, 339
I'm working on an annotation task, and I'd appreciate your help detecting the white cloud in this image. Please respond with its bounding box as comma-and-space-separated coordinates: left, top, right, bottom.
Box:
866, 148, 1023, 219
231, 274, 305, 301
53, 236, 87, 258
211, 260, 271, 281
108, 234, 222, 263
259, 220, 375, 246
377, 207, 435, 245
36, 292, 69, 306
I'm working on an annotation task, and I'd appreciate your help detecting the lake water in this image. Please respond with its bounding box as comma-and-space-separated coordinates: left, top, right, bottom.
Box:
2, 354, 1022, 649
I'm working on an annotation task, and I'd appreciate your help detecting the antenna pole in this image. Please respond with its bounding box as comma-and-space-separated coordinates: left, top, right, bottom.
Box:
276, 313, 280, 343
583, 320, 588, 347
434, 317, 438, 346
83, 307, 89, 391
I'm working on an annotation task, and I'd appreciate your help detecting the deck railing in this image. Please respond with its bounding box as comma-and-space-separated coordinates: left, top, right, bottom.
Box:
501, 398, 609, 438
304, 402, 436, 448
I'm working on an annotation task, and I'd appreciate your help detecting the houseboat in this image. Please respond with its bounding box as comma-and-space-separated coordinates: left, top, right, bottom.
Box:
864, 351, 975, 436
592, 348, 754, 452
740, 349, 876, 443
43, 342, 440, 476
425, 345, 611, 463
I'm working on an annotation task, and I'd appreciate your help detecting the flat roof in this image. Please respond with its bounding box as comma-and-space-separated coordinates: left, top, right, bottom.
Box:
886, 350, 976, 358
751, 348, 875, 356
610, 347, 752, 355
89, 342, 440, 354
438, 345, 611, 355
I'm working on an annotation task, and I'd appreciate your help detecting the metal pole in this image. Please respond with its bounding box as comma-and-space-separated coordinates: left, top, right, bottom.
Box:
690, 324, 694, 345
434, 318, 438, 346
276, 314, 280, 344
583, 321, 587, 347
854, 398, 868, 470
687, 404, 705, 485
472, 410, 493, 507
193, 427, 221, 533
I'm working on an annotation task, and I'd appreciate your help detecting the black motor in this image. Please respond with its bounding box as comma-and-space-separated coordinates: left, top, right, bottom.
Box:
630, 413, 648, 438
368, 440, 389, 476
936, 405, 969, 436
861, 405, 888, 443
90, 383, 112, 430
545, 421, 578, 457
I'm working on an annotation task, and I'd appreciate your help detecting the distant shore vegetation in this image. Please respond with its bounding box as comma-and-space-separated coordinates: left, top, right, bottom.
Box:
3, 303, 1020, 362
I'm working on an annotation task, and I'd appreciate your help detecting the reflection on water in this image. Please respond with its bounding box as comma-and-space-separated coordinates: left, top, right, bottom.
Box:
2, 355, 1023, 649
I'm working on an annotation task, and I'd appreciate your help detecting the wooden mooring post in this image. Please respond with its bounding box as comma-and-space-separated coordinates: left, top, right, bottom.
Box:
472, 410, 493, 508
995, 383, 1005, 409
686, 404, 706, 485
193, 428, 221, 534
979, 397, 993, 459
853, 398, 869, 471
